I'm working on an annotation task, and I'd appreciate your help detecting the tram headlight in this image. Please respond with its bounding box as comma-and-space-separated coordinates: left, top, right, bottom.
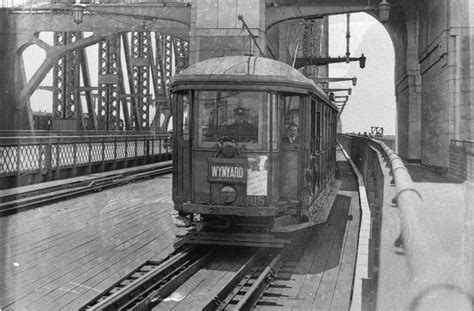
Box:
220, 185, 237, 204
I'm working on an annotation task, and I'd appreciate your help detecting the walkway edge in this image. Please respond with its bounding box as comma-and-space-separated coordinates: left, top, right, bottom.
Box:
338, 142, 371, 311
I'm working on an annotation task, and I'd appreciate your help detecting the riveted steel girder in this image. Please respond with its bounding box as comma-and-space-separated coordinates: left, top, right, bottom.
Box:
173, 37, 189, 74
97, 35, 121, 131
131, 31, 151, 130
53, 32, 66, 120
53, 31, 83, 129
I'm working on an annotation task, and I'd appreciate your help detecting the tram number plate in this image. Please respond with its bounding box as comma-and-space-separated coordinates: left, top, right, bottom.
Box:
246, 195, 267, 207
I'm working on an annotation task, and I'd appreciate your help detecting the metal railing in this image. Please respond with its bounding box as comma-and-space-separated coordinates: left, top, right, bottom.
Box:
342, 134, 472, 310
0, 130, 169, 137
0, 133, 172, 188
451, 139, 474, 149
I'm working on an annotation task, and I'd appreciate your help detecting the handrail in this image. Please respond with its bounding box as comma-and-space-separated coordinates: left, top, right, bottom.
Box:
345, 134, 472, 310
0, 130, 169, 137
0, 133, 170, 141
451, 139, 474, 153
0, 134, 172, 183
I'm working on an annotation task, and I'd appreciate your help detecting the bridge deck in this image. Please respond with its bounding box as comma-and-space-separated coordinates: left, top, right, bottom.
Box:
154, 153, 361, 310
376, 162, 472, 310
261, 157, 360, 310
0, 174, 183, 311
4, 146, 467, 310
1, 150, 362, 311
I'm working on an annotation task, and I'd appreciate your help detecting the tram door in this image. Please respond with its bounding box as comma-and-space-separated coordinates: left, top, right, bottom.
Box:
172, 93, 192, 202
315, 101, 322, 191
310, 97, 319, 196
279, 95, 302, 199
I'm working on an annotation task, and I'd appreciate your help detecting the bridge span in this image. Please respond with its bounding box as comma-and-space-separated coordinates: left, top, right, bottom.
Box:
1, 135, 471, 310
0, 0, 473, 310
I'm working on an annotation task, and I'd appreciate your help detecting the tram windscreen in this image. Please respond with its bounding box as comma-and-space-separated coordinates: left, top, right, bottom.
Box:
197, 91, 264, 144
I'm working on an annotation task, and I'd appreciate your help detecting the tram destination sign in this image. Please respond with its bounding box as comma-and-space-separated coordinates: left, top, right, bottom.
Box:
208, 158, 247, 183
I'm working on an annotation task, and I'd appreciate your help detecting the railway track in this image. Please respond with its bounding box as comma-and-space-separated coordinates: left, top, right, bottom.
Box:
81, 245, 216, 311
0, 163, 172, 215
80, 243, 287, 311
208, 250, 283, 310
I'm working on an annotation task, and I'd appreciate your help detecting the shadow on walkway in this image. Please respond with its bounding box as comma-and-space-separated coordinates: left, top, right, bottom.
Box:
405, 164, 463, 184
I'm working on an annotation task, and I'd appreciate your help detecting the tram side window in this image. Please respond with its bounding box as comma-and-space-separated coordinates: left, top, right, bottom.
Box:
182, 95, 190, 140
271, 93, 279, 149
279, 94, 300, 144
197, 91, 263, 145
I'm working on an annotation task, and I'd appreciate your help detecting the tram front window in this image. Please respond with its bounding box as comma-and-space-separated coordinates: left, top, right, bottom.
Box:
197, 91, 264, 145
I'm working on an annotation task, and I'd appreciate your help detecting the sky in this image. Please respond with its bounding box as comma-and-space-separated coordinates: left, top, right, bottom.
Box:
328, 13, 396, 135
23, 12, 396, 135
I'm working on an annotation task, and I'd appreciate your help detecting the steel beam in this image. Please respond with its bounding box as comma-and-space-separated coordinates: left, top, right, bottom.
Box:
8, 5, 191, 37
64, 32, 82, 126
173, 37, 189, 74
131, 31, 151, 130
97, 35, 121, 131
122, 33, 138, 130
53, 32, 66, 120
78, 32, 97, 131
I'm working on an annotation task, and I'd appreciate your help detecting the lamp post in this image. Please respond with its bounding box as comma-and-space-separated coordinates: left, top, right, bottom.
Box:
378, 0, 390, 22
71, 0, 86, 24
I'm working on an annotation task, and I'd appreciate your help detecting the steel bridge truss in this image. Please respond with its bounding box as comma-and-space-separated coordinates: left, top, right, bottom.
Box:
52, 31, 188, 132
53, 32, 85, 130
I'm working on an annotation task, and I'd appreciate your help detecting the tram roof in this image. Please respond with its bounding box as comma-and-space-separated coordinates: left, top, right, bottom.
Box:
170, 56, 330, 100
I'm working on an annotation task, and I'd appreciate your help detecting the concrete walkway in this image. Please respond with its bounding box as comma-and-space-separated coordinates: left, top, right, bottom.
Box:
376, 162, 472, 310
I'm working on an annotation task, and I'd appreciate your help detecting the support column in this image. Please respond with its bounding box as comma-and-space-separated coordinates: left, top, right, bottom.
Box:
0, 9, 33, 131
389, 3, 422, 162
190, 0, 266, 64
417, 0, 472, 170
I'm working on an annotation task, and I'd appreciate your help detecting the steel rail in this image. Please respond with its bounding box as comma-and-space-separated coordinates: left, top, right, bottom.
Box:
344, 134, 472, 310
83, 245, 216, 311
202, 253, 259, 311
232, 251, 282, 310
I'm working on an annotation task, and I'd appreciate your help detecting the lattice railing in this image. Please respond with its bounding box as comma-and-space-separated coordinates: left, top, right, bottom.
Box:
0, 134, 171, 177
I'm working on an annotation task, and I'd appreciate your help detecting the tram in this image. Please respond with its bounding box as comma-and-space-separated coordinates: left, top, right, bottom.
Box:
170, 56, 338, 246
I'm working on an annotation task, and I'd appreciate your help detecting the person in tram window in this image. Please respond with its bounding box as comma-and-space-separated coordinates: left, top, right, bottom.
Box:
283, 122, 299, 143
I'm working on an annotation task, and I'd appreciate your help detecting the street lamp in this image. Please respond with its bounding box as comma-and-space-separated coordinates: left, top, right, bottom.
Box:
378, 0, 390, 22
71, 1, 86, 24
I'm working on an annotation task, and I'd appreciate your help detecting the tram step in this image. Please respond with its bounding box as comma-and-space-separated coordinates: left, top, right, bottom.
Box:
176, 231, 291, 248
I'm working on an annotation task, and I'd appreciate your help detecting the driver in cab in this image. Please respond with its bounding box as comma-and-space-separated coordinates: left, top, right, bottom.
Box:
227, 107, 257, 140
